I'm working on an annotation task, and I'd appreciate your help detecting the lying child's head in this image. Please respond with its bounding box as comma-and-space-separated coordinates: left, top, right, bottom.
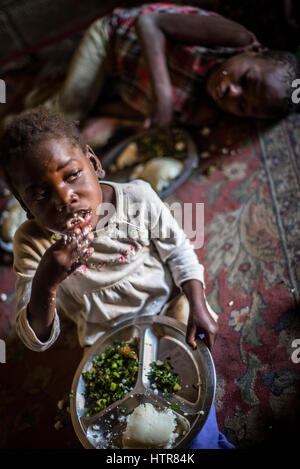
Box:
0, 106, 105, 233
206, 49, 300, 119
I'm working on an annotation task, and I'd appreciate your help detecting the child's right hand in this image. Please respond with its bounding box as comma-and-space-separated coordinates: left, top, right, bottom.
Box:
27, 224, 94, 342
37, 225, 94, 288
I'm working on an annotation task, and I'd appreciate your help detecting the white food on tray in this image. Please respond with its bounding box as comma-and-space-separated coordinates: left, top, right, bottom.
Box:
116, 142, 139, 170
122, 402, 178, 449
130, 157, 183, 192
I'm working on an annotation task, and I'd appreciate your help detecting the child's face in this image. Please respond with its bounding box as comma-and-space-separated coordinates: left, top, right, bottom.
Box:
206, 52, 285, 118
14, 138, 104, 233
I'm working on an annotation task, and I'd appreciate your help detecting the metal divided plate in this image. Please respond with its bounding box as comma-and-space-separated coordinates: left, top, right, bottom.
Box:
70, 315, 216, 449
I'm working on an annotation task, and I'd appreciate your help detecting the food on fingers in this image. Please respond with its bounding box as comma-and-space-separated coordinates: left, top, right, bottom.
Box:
65, 210, 92, 231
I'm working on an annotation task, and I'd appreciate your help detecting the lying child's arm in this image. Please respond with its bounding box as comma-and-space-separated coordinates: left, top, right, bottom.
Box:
135, 13, 173, 129
137, 12, 253, 48
135, 11, 255, 128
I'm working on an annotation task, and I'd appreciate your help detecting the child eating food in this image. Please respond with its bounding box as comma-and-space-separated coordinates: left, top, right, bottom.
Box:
0, 106, 218, 351
0, 106, 234, 449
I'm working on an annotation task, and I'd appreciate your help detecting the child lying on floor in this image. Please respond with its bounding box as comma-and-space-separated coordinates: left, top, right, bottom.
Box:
0, 106, 234, 449
42, 2, 300, 127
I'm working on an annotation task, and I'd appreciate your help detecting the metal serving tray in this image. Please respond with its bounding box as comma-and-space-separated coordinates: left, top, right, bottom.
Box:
70, 315, 216, 449
101, 127, 198, 199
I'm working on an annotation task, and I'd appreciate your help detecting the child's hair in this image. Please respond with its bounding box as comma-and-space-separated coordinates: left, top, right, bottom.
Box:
258, 49, 300, 116
0, 105, 86, 195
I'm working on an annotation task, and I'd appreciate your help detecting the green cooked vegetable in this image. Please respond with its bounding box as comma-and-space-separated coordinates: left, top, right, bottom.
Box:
82, 341, 139, 417
148, 360, 181, 395
136, 129, 187, 162
51, 233, 61, 242
169, 403, 181, 411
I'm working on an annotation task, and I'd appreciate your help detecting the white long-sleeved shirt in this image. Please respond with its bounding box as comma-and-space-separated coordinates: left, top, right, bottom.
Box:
14, 180, 206, 350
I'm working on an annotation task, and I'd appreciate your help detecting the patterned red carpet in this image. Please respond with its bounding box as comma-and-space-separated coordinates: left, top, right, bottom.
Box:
0, 113, 299, 449
176, 115, 300, 448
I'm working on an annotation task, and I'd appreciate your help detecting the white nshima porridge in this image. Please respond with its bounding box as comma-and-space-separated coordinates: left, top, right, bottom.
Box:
122, 403, 178, 449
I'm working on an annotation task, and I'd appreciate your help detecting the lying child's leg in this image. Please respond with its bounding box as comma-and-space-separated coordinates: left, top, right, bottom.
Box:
44, 17, 112, 121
